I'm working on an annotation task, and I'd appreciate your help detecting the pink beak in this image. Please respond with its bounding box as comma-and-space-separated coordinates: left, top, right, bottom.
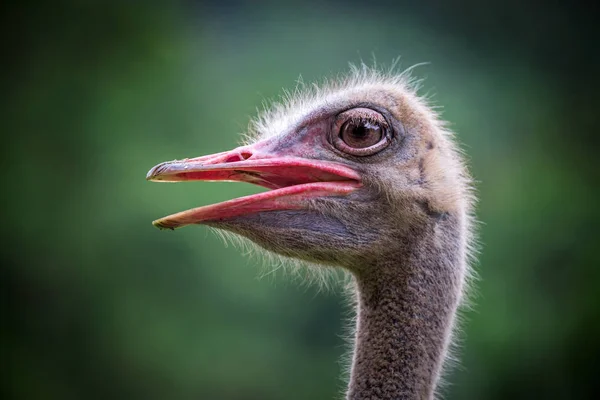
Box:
147, 143, 362, 230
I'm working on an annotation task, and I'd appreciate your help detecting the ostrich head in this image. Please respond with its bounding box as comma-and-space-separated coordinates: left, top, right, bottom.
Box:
147, 66, 475, 399
148, 68, 472, 274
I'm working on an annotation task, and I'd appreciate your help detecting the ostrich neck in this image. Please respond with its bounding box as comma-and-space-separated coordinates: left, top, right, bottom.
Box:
346, 222, 464, 400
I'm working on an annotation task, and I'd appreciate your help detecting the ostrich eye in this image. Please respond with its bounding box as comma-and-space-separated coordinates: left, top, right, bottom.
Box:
333, 108, 390, 156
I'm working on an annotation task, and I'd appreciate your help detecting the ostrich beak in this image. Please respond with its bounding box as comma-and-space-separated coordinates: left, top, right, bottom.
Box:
146, 145, 361, 230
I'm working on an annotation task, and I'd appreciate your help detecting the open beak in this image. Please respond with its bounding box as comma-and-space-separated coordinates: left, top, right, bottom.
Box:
146, 145, 362, 230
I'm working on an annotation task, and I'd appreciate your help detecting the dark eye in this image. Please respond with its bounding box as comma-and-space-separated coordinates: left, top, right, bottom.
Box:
340, 120, 383, 149
333, 108, 390, 156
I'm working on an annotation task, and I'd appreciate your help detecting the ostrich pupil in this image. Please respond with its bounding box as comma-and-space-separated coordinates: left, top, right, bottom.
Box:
343, 121, 382, 148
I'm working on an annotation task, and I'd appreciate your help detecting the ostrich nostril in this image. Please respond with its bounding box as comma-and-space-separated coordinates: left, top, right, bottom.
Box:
223, 151, 253, 163
240, 151, 253, 160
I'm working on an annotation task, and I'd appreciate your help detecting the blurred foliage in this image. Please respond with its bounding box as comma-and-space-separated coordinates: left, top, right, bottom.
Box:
2, 1, 599, 399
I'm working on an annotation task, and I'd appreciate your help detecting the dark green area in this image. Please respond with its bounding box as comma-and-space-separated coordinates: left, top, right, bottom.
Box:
3, 1, 598, 399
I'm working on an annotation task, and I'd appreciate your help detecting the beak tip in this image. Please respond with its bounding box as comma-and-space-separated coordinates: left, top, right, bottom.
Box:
146, 165, 159, 181
152, 219, 175, 230
147, 162, 169, 181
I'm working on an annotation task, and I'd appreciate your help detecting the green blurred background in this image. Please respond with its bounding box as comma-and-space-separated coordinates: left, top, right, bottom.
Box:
3, 1, 599, 399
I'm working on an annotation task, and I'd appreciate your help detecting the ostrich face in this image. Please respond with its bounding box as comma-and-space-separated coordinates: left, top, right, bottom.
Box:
148, 82, 461, 270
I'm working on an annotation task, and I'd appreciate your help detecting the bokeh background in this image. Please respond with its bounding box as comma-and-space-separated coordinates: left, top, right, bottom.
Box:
3, 1, 599, 399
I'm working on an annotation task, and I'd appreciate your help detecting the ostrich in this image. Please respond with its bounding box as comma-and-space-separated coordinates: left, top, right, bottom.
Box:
147, 66, 476, 400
